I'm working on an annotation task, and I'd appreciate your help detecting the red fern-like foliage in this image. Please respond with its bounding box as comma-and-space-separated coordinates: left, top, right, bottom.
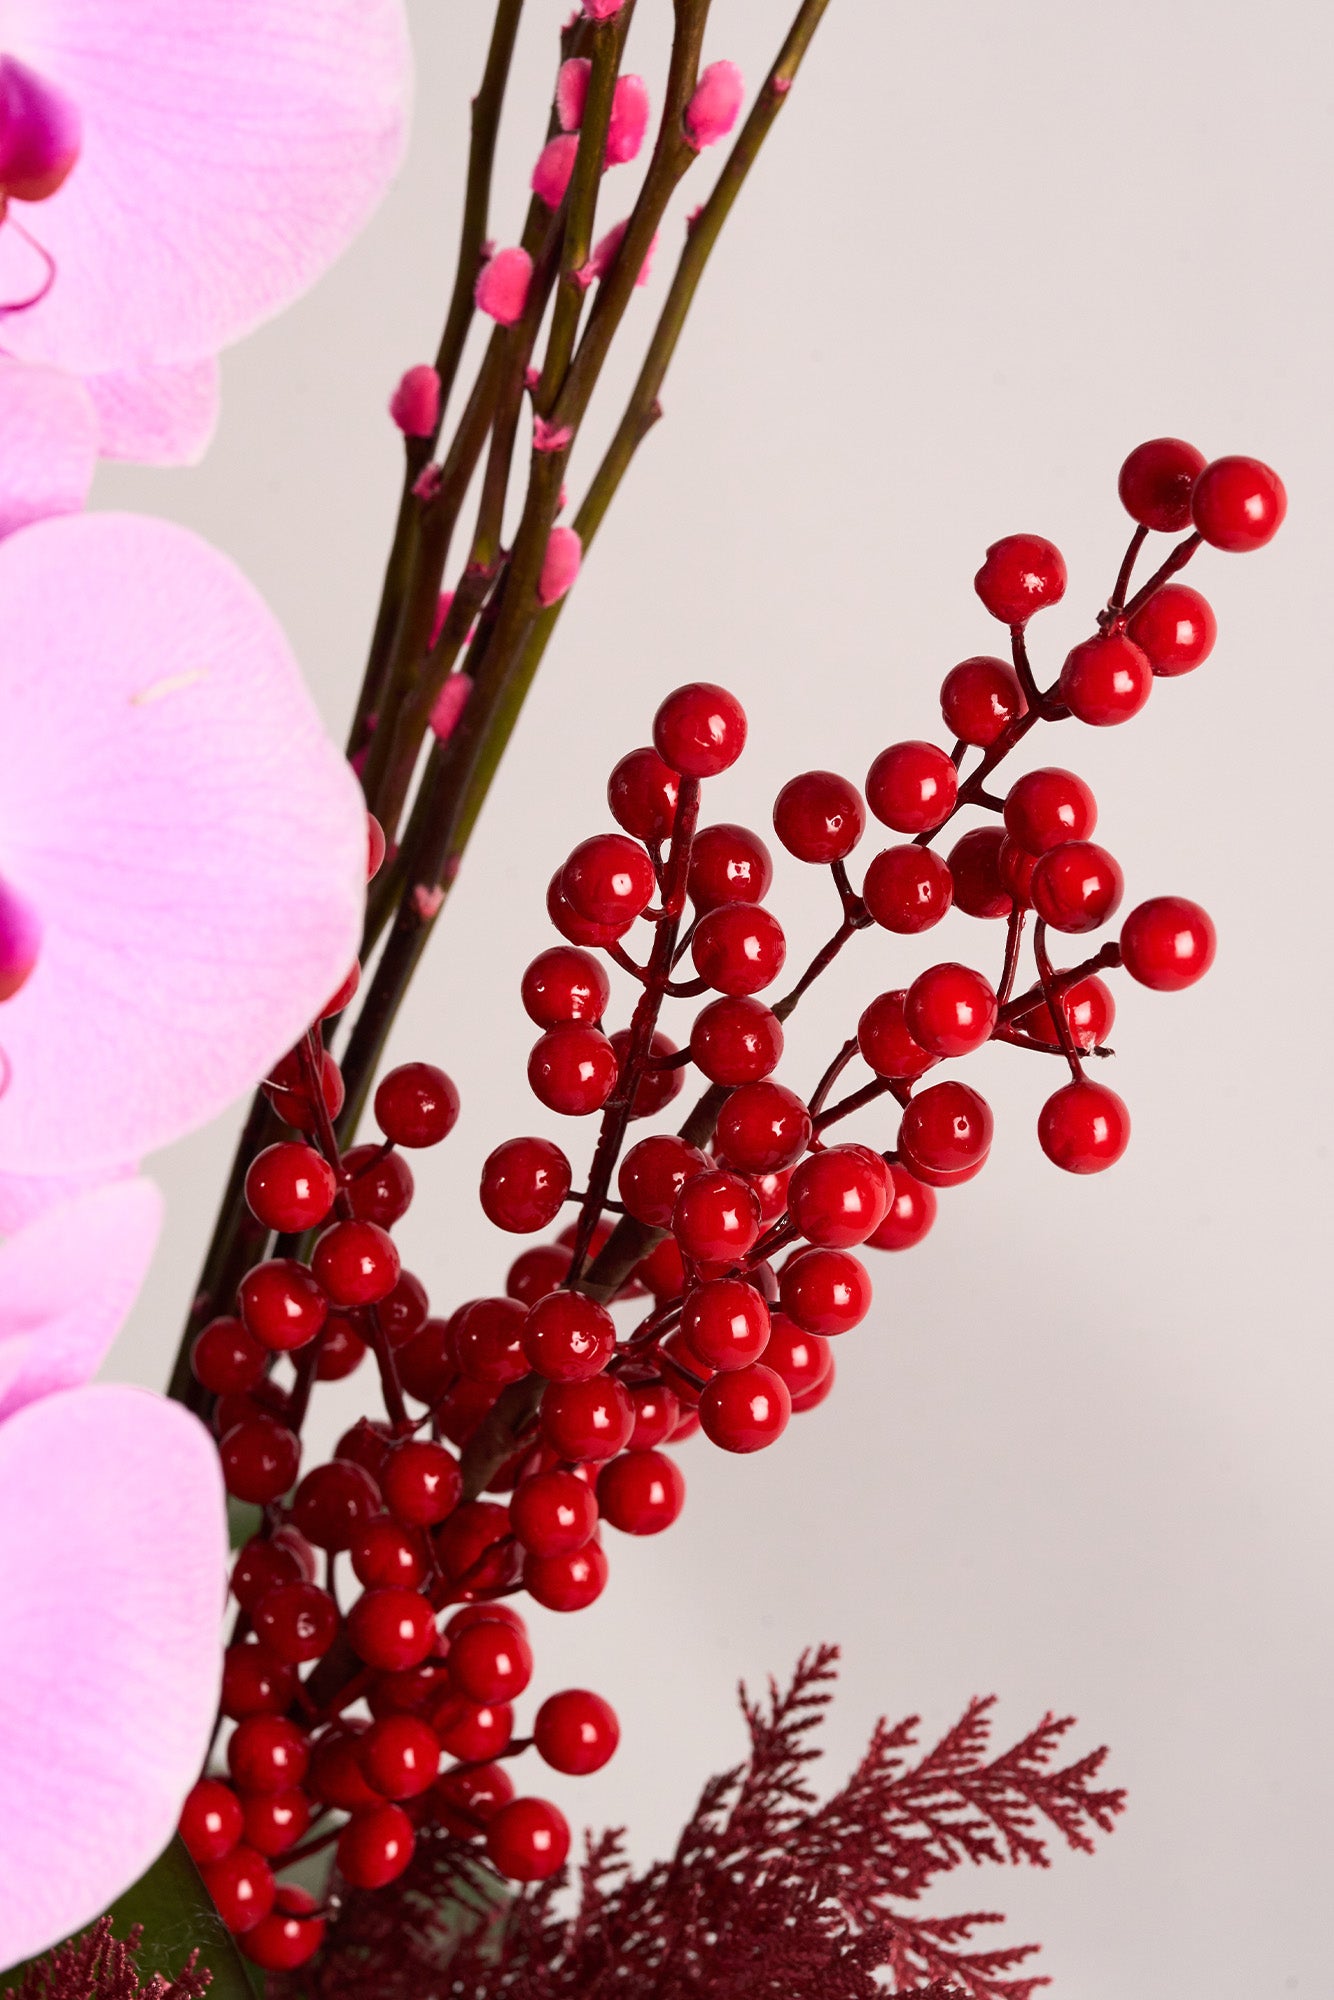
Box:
3, 1920, 211, 2000
280, 1648, 1124, 2000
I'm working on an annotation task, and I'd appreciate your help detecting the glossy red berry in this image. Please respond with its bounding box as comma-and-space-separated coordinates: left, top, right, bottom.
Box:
367, 813, 387, 879
433, 1698, 514, 1764
940, 655, 1027, 747
241, 1788, 310, 1860
946, 825, 1011, 921
367, 1661, 452, 1722
336, 1416, 393, 1481
239, 1886, 324, 1972
607, 744, 681, 841
453, 1296, 529, 1386
713, 1080, 810, 1175
238, 1259, 327, 1353
905, 963, 998, 1057
998, 836, 1037, 905
899, 1081, 993, 1180
219, 1417, 300, 1504
597, 1448, 685, 1534
379, 1439, 462, 1527
221, 1642, 296, 1720
337, 1802, 416, 1889
1117, 437, 1207, 531
431, 1760, 515, 1837
672, 1168, 762, 1266
290, 1459, 382, 1552
1038, 1079, 1131, 1173
315, 1313, 368, 1380
511, 1467, 598, 1556
627, 1382, 680, 1450
179, 1778, 244, 1866
527, 1025, 618, 1118
653, 681, 747, 777
227, 1715, 309, 1795
1127, 583, 1217, 677
1059, 631, 1152, 726
691, 901, 786, 996
1030, 841, 1124, 933
342, 1143, 415, 1227
244, 1143, 337, 1233
856, 989, 933, 1081
534, 1689, 620, 1775
351, 1518, 429, 1590
1003, 767, 1097, 853
778, 1247, 872, 1335
395, 1318, 459, 1406
687, 823, 773, 911
547, 867, 631, 947
523, 1291, 616, 1382
1119, 896, 1216, 990
434, 1499, 518, 1592
690, 996, 783, 1086
522, 1538, 609, 1612
374, 1061, 460, 1148
561, 833, 656, 927
866, 1163, 937, 1251
863, 844, 953, 933
480, 1136, 572, 1232
1016, 973, 1116, 1051
1190, 455, 1286, 551
522, 945, 610, 1027
772, 770, 866, 863
230, 1533, 309, 1613
974, 534, 1067, 624
609, 1026, 684, 1119
682, 1278, 770, 1371
541, 1376, 634, 1462
506, 1243, 570, 1304
201, 1845, 275, 1935
445, 1622, 532, 1709
307, 1723, 381, 1813
191, 1316, 266, 1397
787, 1145, 891, 1249
378, 1272, 429, 1349
252, 1581, 338, 1665
312, 1219, 401, 1307
866, 740, 958, 835
263, 1045, 343, 1135
637, 1232, 688, 1300
699, 1363, 790, 1453
486, 1796, 571, 1881
347, 1588, 437, 1671
760, 1313, 832, 1398
617, 1133, 708, 1227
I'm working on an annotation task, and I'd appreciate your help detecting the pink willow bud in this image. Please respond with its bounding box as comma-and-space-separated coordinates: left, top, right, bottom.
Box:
429, 674, 471, 744
388, 364, 440, 438
0, 56, 82, 203
606, 75, 650, 167
538, 526, 582, 607
475, 246, 532, 326
583, 0, 627, 18
557, 58, 591, 132
0, 875, 41, 1002
584, 219, 657, 288
532, 133, 579, 210
429, 590, 455, 649
684, 60, 745, 150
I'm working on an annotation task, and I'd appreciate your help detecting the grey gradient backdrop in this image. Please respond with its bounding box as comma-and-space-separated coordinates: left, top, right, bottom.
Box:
99, 5, 1330, 1993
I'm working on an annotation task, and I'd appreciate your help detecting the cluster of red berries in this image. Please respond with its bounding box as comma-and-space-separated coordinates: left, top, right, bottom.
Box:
185, 441, 1282, 1955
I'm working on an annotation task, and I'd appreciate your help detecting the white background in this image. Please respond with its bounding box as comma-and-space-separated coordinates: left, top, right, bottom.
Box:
101, 5, 1331, 1993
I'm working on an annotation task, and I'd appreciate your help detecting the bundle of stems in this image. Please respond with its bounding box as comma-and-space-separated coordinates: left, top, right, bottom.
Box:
168, 0, 834, 1411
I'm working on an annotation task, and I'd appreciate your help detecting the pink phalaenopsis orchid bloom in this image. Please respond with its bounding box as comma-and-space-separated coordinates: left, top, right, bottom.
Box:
0, 510, 366, 1220
0, 1181, 227, 1966
0, 0, 410, 464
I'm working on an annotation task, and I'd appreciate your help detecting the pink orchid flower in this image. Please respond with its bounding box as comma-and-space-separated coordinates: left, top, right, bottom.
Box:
0, 1180, 227, 1966
0, 0, 411, 464
0, 509, 366, 1210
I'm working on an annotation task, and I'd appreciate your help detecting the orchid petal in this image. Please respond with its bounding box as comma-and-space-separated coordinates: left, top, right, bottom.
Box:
0, 0, 410, 379
0, 511, 366, 1176
0, 1159, 138, 1237
0, 1384, 226, 1965
0, 357, 97, 541
0, 1179, 162, 1422
86, 356, 221, 466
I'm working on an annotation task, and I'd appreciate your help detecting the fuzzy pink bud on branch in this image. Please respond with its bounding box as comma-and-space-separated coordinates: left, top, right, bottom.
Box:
557, 57, 592, 132
538, 525, 583, 606
685, 60, 746, 150
388, 364, 441, 438
475, 245, 533, 326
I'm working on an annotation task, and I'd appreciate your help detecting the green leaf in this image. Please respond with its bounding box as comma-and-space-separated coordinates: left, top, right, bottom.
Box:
1, 1838, 262, 1998
227, 1496, 262, 1550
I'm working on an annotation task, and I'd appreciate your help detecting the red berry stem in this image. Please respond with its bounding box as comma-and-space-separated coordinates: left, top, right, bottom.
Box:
1105, 522, 1149, 619
807, 1035, 861, 1119
997, 940, 1123, 1028
1031, 920, 1085, 1084
1120, 530, 1202, 624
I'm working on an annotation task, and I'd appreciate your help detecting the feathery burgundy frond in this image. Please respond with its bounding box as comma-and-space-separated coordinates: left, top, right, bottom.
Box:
4, 1921, 211, 2000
